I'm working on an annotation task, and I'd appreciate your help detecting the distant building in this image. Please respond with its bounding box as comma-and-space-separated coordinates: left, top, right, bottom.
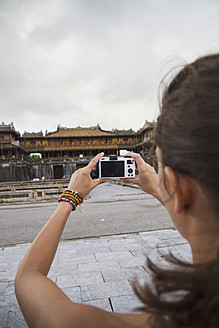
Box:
20, 125, 137, 158
134, 120, 157, 170
0, 122, 26, 157
0, 122, 156, 182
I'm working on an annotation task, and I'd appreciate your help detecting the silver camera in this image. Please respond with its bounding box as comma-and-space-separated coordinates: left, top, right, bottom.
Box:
99, 155, 135, 178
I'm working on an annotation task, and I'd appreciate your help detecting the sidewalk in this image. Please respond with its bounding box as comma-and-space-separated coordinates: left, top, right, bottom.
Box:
0, 229, 192, 328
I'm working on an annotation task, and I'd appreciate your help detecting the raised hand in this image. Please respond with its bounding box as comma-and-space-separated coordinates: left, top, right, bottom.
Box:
67, 152, 107, 198
122, 152, 163, 203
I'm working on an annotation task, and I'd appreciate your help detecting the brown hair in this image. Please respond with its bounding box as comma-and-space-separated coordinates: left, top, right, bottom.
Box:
156, 54, 219, 216
134, 54, 219, 327
133, 254, 219, 328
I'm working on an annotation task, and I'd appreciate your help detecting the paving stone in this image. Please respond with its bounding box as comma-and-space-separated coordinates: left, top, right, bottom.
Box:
0, 260, 20, 272
110, 242, 145, 252
124, 266, 150, 278
60, 240, 85, 250
0, 293, 20, 309
109, 238, 139, 245
84, 239, 111, 246
57, 253, 96, 265
139, 235, 161, 248
123, 235, 143, 241
156, 237, 188, 248
82, 298, 112, 311
76, 245, 112, 255
109, 244, 129, 251
153, 230, 180, 240
81, 280, 134, 301
57, 271, 103, 288
158, 244, 192, 262
0, 246, 27, 257
0, 296, 22, 326
0, 281, 8, 294
47, 273, 57, 284
0, 270, 17, 282
110, 294, 142, 313
101, 266, 148, 283
138, 232, 158, 237
126, 242, 146, 250
4, 281, 15, 295
95, 251, 134, 262
0, 298, 8, 307
79, 240, 111, 247
129, 245, 152, 258
0, 230, 194, 327
0, 308, 27, 328
11, 308, 27, 327
118, 256, 146, 268
1, 249, 27, 262
57, 249, 77, 258
78, 260, 120, 272
61, 286, 81, 303
49, 262, 77, 276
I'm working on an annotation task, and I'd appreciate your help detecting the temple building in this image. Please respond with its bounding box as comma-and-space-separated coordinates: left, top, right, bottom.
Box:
134, 121, 157, 169
0, 122, 26, 157
0, 122, 156, 182
20, 125, 136, 158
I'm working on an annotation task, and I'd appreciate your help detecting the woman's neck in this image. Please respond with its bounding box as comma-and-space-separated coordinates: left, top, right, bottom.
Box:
189, 228, 219, 264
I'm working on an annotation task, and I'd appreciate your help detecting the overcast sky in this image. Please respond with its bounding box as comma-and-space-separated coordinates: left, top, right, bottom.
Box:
0, 0, 219, 134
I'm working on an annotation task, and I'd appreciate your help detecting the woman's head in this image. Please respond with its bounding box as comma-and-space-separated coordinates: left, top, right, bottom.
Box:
155, 54, 219, 218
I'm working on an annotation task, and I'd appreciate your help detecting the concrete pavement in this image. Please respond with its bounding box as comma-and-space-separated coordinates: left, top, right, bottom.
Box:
0, 229, 192, 327
0, 194, 172, 246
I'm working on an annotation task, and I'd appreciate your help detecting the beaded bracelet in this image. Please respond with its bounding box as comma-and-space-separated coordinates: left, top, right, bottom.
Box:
63, 189, 84, 204
61, 193, 80, 205
58, 196, 77, 211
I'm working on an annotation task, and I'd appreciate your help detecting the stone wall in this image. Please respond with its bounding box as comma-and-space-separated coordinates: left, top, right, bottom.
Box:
31, 160, 77, 180
0, 160, 32, 182
0, 158, 77, 182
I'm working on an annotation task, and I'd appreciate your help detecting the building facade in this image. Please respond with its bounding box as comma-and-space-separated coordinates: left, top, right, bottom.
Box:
0, 122, 26, 158
20, 125, 137, 158
134, 121, 157, 170
0, 122, 156, 182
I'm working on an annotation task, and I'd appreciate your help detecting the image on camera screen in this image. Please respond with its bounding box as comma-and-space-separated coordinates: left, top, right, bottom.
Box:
101, 161, 124, 177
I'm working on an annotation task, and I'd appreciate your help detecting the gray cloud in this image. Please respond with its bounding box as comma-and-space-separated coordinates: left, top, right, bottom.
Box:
0, 0, 219, 134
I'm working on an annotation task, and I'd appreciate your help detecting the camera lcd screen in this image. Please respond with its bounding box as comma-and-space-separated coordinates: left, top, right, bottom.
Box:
101, 161, 124, 178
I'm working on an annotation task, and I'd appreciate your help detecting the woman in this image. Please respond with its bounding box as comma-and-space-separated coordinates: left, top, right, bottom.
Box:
15, 54, 219, 327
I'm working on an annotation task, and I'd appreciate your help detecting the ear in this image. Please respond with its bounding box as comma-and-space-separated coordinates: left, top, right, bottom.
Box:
164, 167, 193, 213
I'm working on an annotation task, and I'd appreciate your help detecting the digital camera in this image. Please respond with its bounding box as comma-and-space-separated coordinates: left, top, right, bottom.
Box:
99, 155, 135, 179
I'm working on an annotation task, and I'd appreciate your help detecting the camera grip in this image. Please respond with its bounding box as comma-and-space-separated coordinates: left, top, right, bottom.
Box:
90, 162, 99, 179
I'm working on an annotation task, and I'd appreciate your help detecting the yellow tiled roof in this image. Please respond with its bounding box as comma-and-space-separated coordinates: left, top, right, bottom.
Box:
46, 128, 114, 138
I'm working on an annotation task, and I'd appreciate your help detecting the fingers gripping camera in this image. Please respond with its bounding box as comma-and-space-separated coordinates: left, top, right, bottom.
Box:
98, 155, 135, 179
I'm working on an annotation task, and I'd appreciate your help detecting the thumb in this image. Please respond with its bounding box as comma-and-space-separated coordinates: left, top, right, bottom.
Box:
120, 177, 139, 185
92, 177, 108, 189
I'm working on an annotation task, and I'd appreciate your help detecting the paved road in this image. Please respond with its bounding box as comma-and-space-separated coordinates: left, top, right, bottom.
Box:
0, 183, 172, 246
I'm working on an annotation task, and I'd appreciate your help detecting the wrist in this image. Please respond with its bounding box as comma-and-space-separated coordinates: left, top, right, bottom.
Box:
152, 189, 163, 204
58, 189, 84, 211
58, 201, 73, 214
